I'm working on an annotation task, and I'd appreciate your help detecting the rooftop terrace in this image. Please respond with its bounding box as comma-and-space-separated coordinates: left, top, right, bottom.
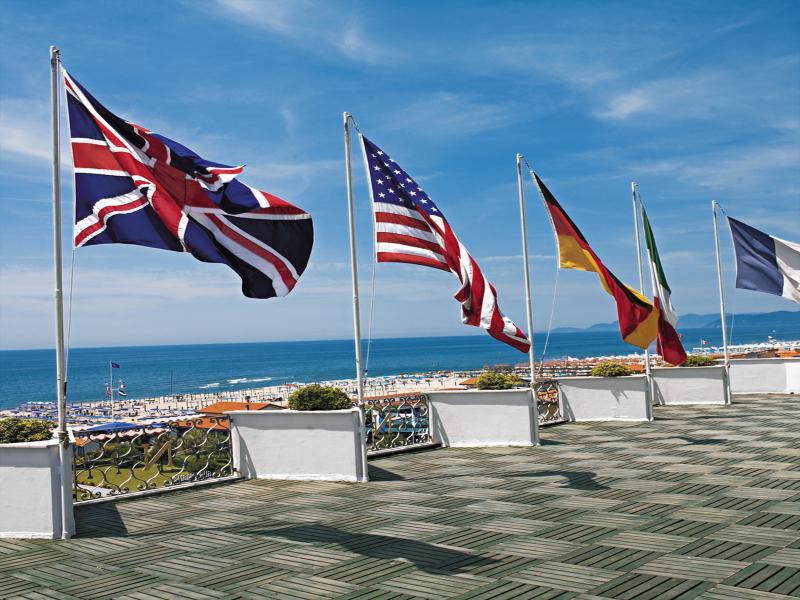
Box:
2, 394, 799, 599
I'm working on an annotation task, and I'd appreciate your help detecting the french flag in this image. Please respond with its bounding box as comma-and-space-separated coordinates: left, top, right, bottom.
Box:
728, 217, 800, 303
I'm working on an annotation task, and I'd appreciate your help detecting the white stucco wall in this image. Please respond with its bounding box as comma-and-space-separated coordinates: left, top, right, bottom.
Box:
426, 389, 539, 447
228, 408, 368, 482
727, 358, 796, 394
0, 439, 73, 539
558, 375, 650, 421
783, 360, 800, 393
651, 366, 728, 405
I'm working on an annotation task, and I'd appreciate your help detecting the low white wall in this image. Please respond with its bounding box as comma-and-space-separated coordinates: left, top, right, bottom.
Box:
558, 375, 650, 421
727, 358, 799, 394
786, 360, 800, 394
651, 366, 728, 405
426, 389, 539, 447
228, 408, 368, 482
0, 439, 74, 539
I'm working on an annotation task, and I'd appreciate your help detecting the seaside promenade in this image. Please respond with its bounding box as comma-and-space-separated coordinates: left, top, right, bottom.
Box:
2, 393, 799, 599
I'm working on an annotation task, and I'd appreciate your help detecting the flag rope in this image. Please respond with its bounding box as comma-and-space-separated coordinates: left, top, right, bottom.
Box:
517, 157, 560, 374
538, 262, 560, 375
64, 248, 77, 374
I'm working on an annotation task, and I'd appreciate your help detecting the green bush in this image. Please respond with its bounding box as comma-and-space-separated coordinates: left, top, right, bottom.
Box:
682, 355, 716, 367
590, 361, 633, 377
475, 371, 524, 390
0, 418, 54, 443
288, 385, 353, 411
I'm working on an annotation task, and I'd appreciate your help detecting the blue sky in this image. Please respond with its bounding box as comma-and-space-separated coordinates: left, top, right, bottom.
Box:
1, 0, 798, 350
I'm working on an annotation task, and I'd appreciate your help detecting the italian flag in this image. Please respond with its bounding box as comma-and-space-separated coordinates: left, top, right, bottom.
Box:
642, 207, 687, 365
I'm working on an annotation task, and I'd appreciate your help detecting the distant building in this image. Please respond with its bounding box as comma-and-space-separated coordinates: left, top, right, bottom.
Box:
199, 401, 285, 416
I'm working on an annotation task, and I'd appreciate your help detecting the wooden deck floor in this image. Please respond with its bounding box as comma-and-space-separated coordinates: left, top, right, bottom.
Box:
1, 394, 799, 599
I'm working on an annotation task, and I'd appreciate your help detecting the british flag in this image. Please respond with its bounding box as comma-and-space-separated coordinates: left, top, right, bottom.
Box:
360, 135, 530, 353
64, 68, 313, 299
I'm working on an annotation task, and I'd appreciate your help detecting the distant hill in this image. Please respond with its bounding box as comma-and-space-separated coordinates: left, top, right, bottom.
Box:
551, 310, 800, 333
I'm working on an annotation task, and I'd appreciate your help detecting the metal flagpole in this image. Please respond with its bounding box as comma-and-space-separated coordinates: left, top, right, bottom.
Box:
343, 112, 364, 403
712, 200, 732, 404
50, 45, 71, 539
516, 154, 540, 445
109, 361, 114, 421
631, 183, 653, 421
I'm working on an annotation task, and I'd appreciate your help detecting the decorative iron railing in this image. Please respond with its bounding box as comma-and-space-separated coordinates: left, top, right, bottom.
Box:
363, 393, 433, 453
73, 416, 234, 502
535, 380, 564, 425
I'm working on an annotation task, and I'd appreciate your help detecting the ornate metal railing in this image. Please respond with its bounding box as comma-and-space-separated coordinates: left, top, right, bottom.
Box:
535, 380, 564, 425
73, 416, 234, 502
363, 393, 433, 453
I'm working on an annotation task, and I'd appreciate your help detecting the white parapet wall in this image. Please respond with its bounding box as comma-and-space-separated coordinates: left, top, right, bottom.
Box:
426, 389, 539, 447
0, 439, 75, 539
727, 358, 799, 394
651, 366, 728, 405
558, 375, 650, 421
228, 408, 368, 482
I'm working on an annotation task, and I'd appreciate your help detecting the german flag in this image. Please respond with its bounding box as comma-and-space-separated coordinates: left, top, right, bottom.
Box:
532, 172, 659, 349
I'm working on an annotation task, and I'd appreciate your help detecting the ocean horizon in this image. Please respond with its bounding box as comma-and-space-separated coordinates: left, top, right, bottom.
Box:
1, 325, 797, 410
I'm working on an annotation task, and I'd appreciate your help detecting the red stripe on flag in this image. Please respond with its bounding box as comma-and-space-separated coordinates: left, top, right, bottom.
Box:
74, 197, 149, 247
375, 212, 430, 231
376, 232, 444, 255
462, 258, 484, 327
71, 142, 122, 172
207, 214, 297, 289
377, 252, 450, 271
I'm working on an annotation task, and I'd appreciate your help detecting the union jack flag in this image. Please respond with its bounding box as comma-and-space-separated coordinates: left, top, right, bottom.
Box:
64, 68, 313, 298
359, 135, 530, 353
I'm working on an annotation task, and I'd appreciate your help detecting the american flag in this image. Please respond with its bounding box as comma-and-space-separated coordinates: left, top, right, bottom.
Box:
359, 135, 530, 353
63, 68, 313, 299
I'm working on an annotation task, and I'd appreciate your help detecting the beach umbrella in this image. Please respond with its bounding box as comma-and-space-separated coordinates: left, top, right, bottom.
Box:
83, 421, 138, 433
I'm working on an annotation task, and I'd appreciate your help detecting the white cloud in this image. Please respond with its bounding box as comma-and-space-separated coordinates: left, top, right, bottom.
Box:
0, 98, 52, 161
209, 0, 390, 64
383, 93, 518, 138
594, 55, 800, 127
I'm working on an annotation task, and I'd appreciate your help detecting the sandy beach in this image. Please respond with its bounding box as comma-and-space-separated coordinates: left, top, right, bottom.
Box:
3, 340, 797, 428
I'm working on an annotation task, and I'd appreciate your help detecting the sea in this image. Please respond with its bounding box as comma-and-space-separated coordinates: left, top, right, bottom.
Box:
1, 325, 798, 410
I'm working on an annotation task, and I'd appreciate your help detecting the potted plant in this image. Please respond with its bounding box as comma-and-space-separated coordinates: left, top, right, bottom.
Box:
226, 385, 367, 482
682, 355, 716, 367
557, 361, 650, 422
0, 418, 74, 538
426, 370, 539, 447
475, 371, 524, 390
590, 361, 634, 377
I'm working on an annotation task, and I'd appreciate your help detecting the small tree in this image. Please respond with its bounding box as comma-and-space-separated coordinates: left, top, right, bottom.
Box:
590, 361, 633, 377
0, 418, 54, 443
288, 385, 353, 410
475, 371, 524, 390
682, 355, 716, 367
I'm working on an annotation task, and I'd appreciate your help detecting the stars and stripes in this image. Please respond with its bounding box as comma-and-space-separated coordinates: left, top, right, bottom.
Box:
64, 68, 313, 299
359, 135, 530, 353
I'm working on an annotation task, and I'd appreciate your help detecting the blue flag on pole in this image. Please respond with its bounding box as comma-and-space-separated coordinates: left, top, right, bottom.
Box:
728, 217, 800, 303
111, 362, 120, 369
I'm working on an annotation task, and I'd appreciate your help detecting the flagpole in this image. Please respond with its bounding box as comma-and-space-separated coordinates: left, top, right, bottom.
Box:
516, 155, 536, 385
50, 45, 71, 540
712, 200, 732, 404
516, 154, 540, 445
343, 112, 364, 403
631, 183, 653, 420
109, 361, 114, 421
